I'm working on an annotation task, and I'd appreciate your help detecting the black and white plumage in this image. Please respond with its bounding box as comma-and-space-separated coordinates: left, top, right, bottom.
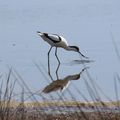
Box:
37, 31, 88, 73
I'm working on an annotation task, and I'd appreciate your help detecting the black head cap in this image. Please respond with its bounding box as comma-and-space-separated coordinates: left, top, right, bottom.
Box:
69, 46, 79, 52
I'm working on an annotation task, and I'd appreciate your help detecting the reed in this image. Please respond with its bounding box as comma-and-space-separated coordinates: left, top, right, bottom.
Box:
0, 36, 120, 119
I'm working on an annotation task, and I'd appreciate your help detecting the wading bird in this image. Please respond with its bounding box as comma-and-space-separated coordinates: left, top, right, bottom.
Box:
42, 67, 88, 93
37, 31, 88, 73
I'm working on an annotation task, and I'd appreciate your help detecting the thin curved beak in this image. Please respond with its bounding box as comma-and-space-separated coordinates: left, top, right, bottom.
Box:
78, 51, 89, 59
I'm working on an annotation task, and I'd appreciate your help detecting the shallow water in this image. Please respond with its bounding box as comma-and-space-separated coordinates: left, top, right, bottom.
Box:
0, 0, 120, 101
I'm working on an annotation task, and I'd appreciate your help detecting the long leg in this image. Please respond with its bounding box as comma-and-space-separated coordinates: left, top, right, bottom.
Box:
48, 46, 52, 75
55, 47, 60, 79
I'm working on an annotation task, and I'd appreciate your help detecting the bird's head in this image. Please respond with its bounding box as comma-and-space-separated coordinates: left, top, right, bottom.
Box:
69, 46, 79, 52
69, 46, 88, 59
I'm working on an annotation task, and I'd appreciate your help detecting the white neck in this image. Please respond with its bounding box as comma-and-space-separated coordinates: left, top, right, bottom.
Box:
65, 74, 80, 81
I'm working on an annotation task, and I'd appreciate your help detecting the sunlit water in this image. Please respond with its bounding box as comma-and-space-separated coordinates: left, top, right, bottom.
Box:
0, 0, 120, 101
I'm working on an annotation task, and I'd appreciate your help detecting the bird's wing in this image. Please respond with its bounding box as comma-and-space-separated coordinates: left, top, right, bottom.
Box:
42, 80, 65, 93
46, 34, 61, 43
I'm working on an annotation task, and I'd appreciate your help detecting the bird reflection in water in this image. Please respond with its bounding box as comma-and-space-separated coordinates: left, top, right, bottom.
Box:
42, 67, 88, 94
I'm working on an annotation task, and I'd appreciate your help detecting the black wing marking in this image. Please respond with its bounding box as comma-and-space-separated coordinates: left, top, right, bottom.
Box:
44, 33, 61, 43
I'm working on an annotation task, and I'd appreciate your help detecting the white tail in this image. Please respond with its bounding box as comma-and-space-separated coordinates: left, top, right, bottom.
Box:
37, 31, 43, 36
